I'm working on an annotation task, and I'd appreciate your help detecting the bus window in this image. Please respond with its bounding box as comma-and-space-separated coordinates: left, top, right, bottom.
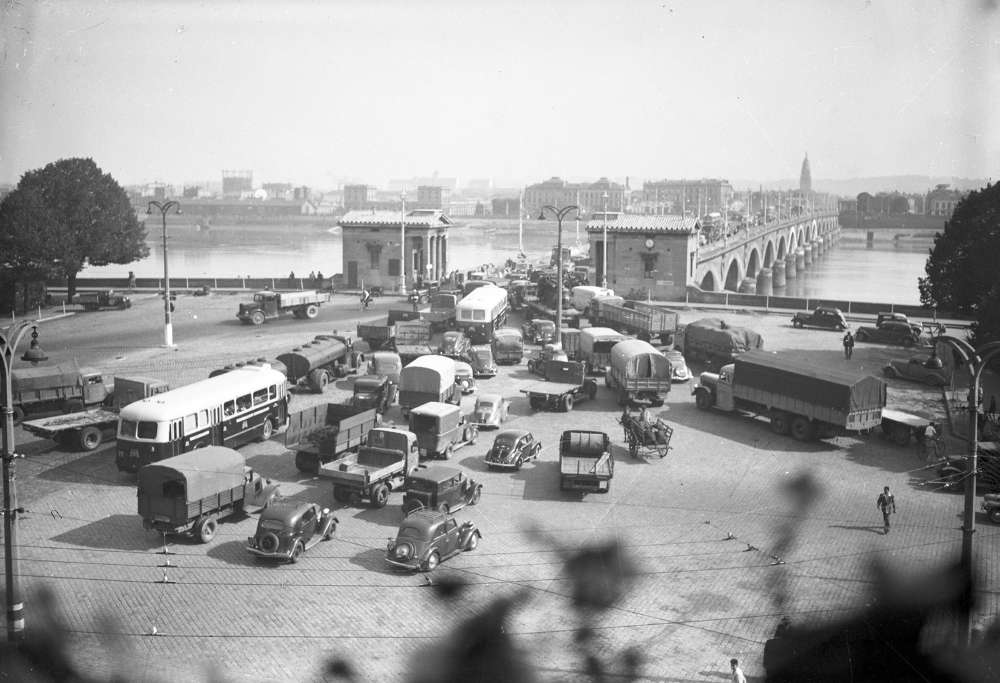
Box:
236, 394, 252, 411
252, 388, 268, 405
224, 400, 236, 416
119, 420, 137, 439
183, 414, 197, 433
137, 421, 158, 439
473, 310, 485, 321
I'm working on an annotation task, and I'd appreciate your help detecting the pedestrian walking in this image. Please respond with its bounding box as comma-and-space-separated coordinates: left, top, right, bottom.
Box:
922, 422, 942, 462
730, 658, 747, 683
127, 270, 136, 290
842, 330, 855, 359
876, 486, 896, 535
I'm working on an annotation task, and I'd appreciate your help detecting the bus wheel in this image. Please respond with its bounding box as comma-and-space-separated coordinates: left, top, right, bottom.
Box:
258, 418, 273, 442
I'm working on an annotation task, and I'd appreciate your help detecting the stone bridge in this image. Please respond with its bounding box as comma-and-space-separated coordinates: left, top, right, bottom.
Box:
693, 212, 840, 294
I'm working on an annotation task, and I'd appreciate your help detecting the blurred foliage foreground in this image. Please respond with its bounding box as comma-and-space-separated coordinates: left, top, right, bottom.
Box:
3, 472, 1000, 682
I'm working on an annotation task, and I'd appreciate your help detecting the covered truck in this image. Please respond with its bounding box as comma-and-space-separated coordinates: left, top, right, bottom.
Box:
408, 401, 479, 460
605, 339, 672, 407
277, 334, 364, 393
137, 446, 279, 543
395, 319, 436, 363
237, 290, 330, 325
591, 298, 678, 343
679, 318, 764, 365
692, 350, 886, 441
284, 402, 379, 474
398, 355, 459, 416
10, 360, 112, 422
578, 327, 627, 375
320, 427, 419, 508
492, 327, 524, 365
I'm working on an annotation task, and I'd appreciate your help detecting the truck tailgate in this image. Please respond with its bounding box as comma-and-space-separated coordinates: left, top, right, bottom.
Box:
560, 454, 612, 479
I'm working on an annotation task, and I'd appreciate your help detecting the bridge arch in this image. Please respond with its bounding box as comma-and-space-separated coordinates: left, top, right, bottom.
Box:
723, 257, 742, 291
777, 235, 787, 260
745, 247, 761, 278
796, 227, 805, 249
699, 270, 717, 292
763, 240, 775, 268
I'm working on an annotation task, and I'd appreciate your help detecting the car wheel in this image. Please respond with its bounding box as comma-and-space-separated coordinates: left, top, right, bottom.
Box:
468, 427, 478, 444
470, 486, 481, 505
371, 484, 389, 509
562, 395, 574, 412
289, 541, 303, 563
78, 426, 103, 451
305, 304, 319, 319
883, 366, 897, 378
515, 458, 523, 471
423, 551, 440, 572
465, 533, 479, 551
195, 516, 218, 544
989, 508, 1000, 524
793, 319, 803, 328
836, 323, 846, 331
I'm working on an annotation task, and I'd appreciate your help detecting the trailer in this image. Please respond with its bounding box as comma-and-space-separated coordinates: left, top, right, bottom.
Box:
285, 402, 380, 474
592, 298, 678, 343
521, 360, 598, 412
605, 339, 672, 407
20, 376, 169, 451
395, 320, 436, 364
321, 427, 419, 508
237, 289, 330, 325
277, 334, 364, 393
559, 430, 613, 493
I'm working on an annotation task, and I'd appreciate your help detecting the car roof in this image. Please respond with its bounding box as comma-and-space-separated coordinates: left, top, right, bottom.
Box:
495, 429, 530, 440
477, 392, 502, 403
399, 509, 448, 531
408, 463, 462, 483
664, 349, 685, 360
259, 501, 313, 523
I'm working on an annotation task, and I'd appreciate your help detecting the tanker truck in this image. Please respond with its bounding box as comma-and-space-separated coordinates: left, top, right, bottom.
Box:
276, 335, 365, 393
605, 339, 672, 407
692, 350, 886, 441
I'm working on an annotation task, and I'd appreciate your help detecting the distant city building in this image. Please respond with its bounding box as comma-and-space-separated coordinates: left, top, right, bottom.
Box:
388, 175, 457, 193
641, 179, 733, 216
182, 185, 201, 199
343, 184, 377, 211
222, 170, 253, 199
262, 182, 293, 200
925, 184, 965, 217
491, 197, 521, 217
799, 153, 812, 194
417, 185, 446, 210
523, 177, 626, 216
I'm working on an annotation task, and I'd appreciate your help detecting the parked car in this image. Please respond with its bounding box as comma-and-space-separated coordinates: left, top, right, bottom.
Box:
883, 355, 951, 387
466, 344, 498, 378
472, 393, 509, 429
664, 349, 692, 383
454, 361, 477, 394
854, 320, 923, 347
522, 319, 556, 345
401, 463, 482, 516
439, 330, 472, 359
385, 510, 481, 572
791, 306, 848, 330
246, 501, 338, 563
485, 429, 542, 471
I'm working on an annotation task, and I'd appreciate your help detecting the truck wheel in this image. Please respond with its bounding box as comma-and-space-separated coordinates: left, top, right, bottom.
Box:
64, 399, 84, 414
371, 484, 389, 509
291, 309, 304, 319
195, 516, 218, 544
792, 319, 803, 328
694, 389, 712, 410
333, 485, 351, 503
790, 416, 816, 441
770, 411, 791, 435
529, 396, 544, 411
308, 368, 329, 392
78, 426, 103, 451
289, 541, 303, 563
251, 311, 266, 326
561, 395, 574, 412
305, 304, 319, 319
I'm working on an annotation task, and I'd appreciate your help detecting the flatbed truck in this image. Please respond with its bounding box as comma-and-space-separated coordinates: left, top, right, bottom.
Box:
521, 360, 598, 412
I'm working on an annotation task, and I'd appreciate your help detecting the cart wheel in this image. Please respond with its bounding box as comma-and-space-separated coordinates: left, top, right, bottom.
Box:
629, 440, 638, 458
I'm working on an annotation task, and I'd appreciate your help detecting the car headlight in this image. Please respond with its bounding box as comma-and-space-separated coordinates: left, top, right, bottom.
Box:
395, 542, 413, 559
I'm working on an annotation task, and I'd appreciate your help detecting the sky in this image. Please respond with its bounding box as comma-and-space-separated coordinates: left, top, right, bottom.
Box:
1, 0, 997, 190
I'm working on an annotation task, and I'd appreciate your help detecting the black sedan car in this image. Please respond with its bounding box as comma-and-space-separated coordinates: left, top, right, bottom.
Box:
385, 510, 481, 572
246, 501, 338, 563
855, 320, 924, 346
791, 306, 848, 330
485, 429, 542, 470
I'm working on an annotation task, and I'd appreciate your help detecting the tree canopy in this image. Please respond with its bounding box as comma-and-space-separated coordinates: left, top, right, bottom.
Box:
0, 157, 148, 299
918, 181, 1000, 345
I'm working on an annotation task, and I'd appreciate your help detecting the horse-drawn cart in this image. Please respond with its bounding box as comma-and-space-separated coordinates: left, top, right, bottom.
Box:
618, 409, 674, 459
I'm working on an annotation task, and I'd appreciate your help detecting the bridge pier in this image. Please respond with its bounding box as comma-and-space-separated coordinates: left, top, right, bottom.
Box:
814, 237, 823, 257
796, 248, 806, 271
738, 277, 757, 294
772, 259, 786, 287
756, 267, 773, 296
804, 244, 813, 265
785, 254, 797, 279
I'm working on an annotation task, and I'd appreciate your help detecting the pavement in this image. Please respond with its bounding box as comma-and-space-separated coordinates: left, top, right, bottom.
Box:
3, 291, 998, 682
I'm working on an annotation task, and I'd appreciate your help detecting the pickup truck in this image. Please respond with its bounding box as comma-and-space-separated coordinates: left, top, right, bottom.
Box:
285, 403, 379, 474
521, 360, 598, 412
320, 427, 419, 508
559, 430, 613, 493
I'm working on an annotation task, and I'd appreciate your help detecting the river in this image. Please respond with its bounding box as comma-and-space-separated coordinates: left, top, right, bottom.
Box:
82, 220, 930, 305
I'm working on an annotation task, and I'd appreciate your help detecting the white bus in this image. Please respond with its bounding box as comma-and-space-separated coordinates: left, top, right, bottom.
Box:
456, 285, 509, 344
115, 365, 289, 473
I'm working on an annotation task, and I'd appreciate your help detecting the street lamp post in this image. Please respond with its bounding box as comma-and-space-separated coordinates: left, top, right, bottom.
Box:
399, 192, 407, 296
601, 191, 609, 289
937, 335, 1000, 644
538, 205, 581, 344
146, 200, 181, 347
2, 320, 48, 642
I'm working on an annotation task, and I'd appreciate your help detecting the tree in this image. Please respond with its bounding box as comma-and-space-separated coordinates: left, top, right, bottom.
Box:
918, 182, 1000, 318
1, 158, 149, 300
0, 184, 61, 310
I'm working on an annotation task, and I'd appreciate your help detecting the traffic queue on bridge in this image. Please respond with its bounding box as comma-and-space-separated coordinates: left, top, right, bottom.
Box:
11, 266, 982, 576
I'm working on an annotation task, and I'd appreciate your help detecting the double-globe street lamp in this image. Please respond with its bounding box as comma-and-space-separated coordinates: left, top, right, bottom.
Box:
936, 335, 1000, 644
146, 200, 181, 347
538, 205, 582, 343
2, 321, 49, 642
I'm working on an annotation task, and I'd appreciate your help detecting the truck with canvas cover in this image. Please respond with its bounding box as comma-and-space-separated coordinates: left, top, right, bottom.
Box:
284, 402, 379, 474
491, 327, 524, 364
321, 427, 418, 508
277, 334, 364, 393
357, 320, 396, 351
395, 319, 435, 363
578, 327, 627, 375
20, 375, 169, 451
605, 339, 672, 407
560, 328, 582, 361
137, 446, 279, 543
679, 318, 764, 366
692, 350, 887, 441
520, 360, 599, 412
237, 289, 331, 325
559, 430, 614, 493
398, 355, 459, 415
408, 401, 479, 460
571, 286, 614, 316
10, 360, 111, 422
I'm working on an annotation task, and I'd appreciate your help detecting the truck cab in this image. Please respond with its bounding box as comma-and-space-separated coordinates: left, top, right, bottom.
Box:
694, 364, 735, 411
408, 402, 478, 459
351, 375, 396, 413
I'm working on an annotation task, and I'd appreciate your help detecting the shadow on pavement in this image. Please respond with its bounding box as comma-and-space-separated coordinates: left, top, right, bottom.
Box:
351, 503, 403, 528
31, 448, 134, 487
51, 514, 165, 551
828, 524, 886, 535
666, 402, 835, 453
349, 546, 396, 574
207, 539, 259, 567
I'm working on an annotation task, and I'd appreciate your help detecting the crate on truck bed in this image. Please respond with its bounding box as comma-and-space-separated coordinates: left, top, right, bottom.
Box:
559, 430, 613, 493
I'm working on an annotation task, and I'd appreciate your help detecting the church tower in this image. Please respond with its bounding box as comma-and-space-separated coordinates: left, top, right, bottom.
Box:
799, 153, 812, 194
